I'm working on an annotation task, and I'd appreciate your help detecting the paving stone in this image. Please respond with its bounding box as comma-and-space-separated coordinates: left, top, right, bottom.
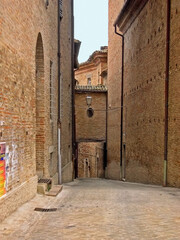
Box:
0, 179, 180, 240
46, 185, 63, 197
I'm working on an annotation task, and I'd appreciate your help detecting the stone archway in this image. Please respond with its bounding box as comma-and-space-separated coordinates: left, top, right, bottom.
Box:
35, 33, 45, 178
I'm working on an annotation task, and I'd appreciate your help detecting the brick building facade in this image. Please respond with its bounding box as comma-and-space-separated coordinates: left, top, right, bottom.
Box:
0, 0, 74, 221
108, 0, 180, 187
74, 47, 108, 179
106, 0, 125, 180
75, 86, 107, 178
75, 47, 108, 86
60, 0, 74, 183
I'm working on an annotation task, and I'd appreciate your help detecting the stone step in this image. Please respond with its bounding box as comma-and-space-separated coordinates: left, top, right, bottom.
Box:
37, 183, 49, 195
37, 178, 52, 195
45, 185, 63, 197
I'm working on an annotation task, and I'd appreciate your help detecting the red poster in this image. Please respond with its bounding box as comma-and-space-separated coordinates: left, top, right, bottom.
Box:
0, 143, 6, 197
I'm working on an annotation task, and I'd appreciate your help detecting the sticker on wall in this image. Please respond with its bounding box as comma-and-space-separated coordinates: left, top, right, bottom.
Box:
0, 142, 6, 197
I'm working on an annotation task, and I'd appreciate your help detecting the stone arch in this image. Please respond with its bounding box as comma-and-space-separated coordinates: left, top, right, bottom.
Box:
35, 33, 45, 178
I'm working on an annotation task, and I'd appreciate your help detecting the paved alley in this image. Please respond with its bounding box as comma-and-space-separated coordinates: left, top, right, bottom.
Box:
0, 179, 180, 240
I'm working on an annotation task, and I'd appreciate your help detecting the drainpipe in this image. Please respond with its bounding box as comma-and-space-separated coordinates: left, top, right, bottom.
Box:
57, 0, 61, 184
164, 0, 171, 187
105, 90, 108, 172
114, 25, 124, 180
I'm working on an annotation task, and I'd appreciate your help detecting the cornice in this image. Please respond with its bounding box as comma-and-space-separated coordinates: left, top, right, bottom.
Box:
114, 0, 149, 33
79, 51, 107, 67
75, 85, 107, 93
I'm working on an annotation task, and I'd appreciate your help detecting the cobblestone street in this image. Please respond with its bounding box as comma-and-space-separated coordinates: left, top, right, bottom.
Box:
0, 179, 180, 240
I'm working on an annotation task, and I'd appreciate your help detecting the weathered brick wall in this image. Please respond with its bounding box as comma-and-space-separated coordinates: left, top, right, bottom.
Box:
75, 92, 107, 142
75, 65, 99, 86
168, 0, 180, 187
108, 0, 180, 187
78, 142, 104, 178
113, 0, 180, 187
119, 0, 166, 184
60, 0, 74, 183
75, 50, 107, 180
0, 0, 62, 221
107, 0, 124, 179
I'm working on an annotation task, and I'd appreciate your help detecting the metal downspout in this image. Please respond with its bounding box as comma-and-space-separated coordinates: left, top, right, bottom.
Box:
164, 0, 171, 186
105, 90, 108, 173
114, 25, 124, 180
57, 0, 61, 184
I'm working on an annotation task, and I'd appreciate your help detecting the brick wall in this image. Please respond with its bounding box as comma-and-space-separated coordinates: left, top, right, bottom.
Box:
75, 64, 101, 86
0, 0, 73, 221
75, 91, 107, 142
120, 0, 166, 184
74, 50, 107, 180
60, 0, 74, 183
168, 0, 180, 187
112, 0, 180, 187
107, 0, 124, 179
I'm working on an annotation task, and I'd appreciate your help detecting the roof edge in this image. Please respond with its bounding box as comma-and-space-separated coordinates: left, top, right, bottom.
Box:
114, 0, 149, 33
79, 48, 108, 67
75, 85, 107, 93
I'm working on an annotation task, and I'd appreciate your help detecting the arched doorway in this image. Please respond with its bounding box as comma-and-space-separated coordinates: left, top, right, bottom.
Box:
35, 33, 45, 178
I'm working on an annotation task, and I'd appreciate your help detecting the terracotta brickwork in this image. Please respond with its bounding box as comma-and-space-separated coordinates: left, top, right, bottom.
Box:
75, 91, 107, 142
0, 0, 74, 221
75, 48, 108, 180
168, 0, 180, 187
75, 48, 108, 86
121, 0, 166, 184
60, 0, 74, 183
78, 142, 104, 178
107, 0, 124, 180
110, 0, 180, 187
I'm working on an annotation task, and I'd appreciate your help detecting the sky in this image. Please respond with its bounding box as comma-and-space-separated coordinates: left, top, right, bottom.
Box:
74, 0, 108, 63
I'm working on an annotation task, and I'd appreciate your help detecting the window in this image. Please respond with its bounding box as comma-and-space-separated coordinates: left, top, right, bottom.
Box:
98, 71, 100, 84
87, 77, 91, 85
75, 79, 79, 86
87, 108, 94, 118
103, 76, 107, 86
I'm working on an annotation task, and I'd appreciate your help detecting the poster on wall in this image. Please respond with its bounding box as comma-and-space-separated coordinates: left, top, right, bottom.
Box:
0, 142, 6, 197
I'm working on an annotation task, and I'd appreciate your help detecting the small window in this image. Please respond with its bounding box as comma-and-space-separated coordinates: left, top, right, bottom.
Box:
87, 108, 94, 118
75, 79, 79, 86
87, 77, 91, 85
103, 76, 107, 85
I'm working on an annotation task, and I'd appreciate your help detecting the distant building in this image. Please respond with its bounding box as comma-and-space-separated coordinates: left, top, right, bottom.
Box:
75, 47, 108, 86
74, 85, 107, 178
74, 47, 108, 178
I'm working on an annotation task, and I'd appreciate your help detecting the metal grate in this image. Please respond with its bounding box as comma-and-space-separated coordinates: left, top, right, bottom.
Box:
34, 208, 57, 212
38, 178, 52, 184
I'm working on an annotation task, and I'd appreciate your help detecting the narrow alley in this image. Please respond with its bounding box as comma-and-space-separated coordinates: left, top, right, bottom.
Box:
0, 179, 180, 240
1, 0, 180, 239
